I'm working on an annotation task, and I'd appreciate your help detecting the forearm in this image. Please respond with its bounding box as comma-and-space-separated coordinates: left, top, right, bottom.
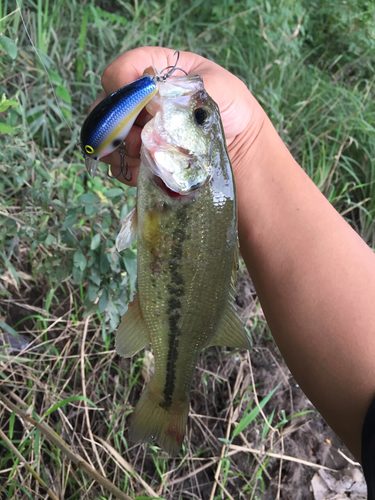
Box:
235, 115, 375, 460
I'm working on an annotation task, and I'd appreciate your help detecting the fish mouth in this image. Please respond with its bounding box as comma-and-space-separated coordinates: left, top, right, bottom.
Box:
152, 175, 184, 198
146, 145, 207, 196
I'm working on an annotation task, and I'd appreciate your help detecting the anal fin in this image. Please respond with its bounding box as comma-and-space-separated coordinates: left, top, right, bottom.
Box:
206, 300, 251, 350
115, 294, 151, 358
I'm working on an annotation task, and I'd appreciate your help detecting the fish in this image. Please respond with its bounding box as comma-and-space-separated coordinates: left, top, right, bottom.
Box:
115, 72, 251, 456
80, 75, 158, 178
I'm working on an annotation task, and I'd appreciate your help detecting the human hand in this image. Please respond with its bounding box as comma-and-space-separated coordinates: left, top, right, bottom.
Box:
90, 46, 266, 186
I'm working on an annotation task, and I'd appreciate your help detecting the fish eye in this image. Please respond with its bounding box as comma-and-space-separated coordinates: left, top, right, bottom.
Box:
194, 108, 208, 126
85, 145, 95, 154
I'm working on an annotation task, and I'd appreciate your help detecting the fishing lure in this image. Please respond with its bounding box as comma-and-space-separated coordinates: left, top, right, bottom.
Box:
80, 51, 187, 179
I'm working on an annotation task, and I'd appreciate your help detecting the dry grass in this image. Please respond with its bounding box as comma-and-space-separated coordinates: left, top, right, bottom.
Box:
0, 268, 358, 499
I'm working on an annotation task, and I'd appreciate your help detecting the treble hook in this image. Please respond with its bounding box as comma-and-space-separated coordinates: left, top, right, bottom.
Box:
107, 143, 132, 182
155, 50, 188, 82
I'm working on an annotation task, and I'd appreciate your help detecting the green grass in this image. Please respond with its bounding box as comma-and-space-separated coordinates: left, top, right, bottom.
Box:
0, 0, 374, 498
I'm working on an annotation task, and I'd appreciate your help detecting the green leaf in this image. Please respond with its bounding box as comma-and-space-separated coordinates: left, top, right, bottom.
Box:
106, 188, 124, 198
0, 93, 19, 112
44, 234, 57, 248
108, 250, 121, 272
9, 411, 15, 440
0, 35, 17, 59
123, 248, 137, 291
52, 199, 64, 207
47, 69, 62, 85
72, 266, 83, 284
0, 250, 19, 286
116, 300, 127, 316
85, 204, 95, 215
74, 249, 87, 271
0, 123, 16, 134
100, 252, 110, 273
89, 272, 101, 286
78, 192, 100, 204
82, 301, 98, 318
106, 301, 119, 332
88, 282, 99, 301
232, 383, 281, 438
90, 233, 101, 250
0, 320, 19, 340
42, 395, 100, 420
98, 289, 108, 313
62, 213, 78, 229
120, 203, 129, 221
56, 85, 71, 104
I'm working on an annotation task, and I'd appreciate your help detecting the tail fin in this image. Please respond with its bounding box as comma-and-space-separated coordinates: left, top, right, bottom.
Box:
129, 382, 189, 457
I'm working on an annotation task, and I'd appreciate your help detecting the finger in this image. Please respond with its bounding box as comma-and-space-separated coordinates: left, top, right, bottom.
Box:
100, 125, 143, 186
100, 47, 209, 94
88, 90, 106, 114
134, 108, 153, 128
122, 125, 143, 159
101, 47, 175, 94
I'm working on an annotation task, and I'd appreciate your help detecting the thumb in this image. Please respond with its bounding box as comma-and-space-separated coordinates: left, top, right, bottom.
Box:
101, 46, 176, 95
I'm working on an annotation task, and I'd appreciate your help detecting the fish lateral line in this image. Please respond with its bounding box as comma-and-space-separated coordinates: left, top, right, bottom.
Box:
161, 213, 188, 407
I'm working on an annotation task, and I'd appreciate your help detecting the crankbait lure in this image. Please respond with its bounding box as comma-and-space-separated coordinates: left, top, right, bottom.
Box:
81, 75, 157, 178
80, 51, 187, 179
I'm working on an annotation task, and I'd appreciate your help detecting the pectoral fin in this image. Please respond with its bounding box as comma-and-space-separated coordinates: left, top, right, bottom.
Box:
115, 294, 151, 357
116, 207, 137, 252
206, 301, 251, 350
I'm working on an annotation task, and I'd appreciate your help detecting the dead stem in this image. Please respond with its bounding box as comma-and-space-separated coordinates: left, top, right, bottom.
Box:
0, 391, 133, 500
80, 316, 106, 477
96, 436, 159, 498
0, 428, 61, 500
228, 444, 338, 472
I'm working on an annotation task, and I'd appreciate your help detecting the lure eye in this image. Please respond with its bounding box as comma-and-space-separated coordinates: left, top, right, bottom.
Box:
194, 108, 208, 126
85, 145, 95, 154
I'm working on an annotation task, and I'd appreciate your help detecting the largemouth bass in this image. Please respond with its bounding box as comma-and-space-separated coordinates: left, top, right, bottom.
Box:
116, 73, 250, 456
